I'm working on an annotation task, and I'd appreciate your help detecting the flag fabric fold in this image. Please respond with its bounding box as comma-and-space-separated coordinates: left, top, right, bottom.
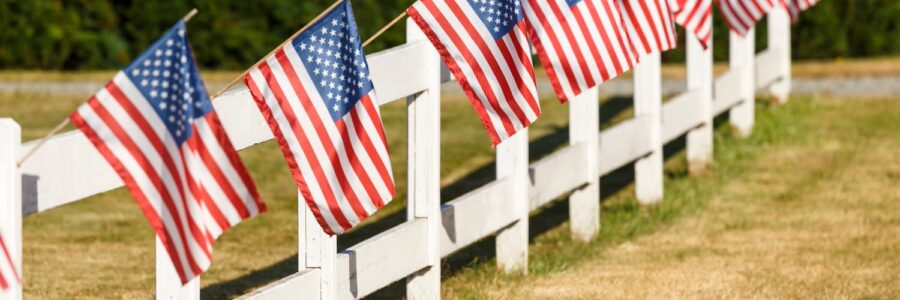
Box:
716, 0, 777, 35
668, 0, 713, 48
785, 0, 819, 21
70, 21, 265, 284
524, 0, 637, 103
244, 0, 396, 235
408, 0, 541, 146
617, 0, 678, 58
0, 232, 19, 293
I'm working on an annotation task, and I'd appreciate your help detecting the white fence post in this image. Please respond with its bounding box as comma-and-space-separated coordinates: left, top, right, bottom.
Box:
568, 87, 600, 242
156, 239, 200, 299
767, 5, 792, 103
319, 231, 337, 300
404, 18, 442, 299
298, 195, 330, 300
0, 119, 22, 300
633, 54, 664, 205
685, 32, 714, 174
495, 130, 529, 273
729, 28, 756, 137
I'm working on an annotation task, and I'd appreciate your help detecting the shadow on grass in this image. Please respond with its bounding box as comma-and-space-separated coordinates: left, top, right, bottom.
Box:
200, 95, 690, 299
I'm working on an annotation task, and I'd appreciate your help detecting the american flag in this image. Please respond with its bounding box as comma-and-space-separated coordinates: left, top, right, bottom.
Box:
668, 0, 712, 48
524, 0, 637, 103
70, 21, 265, 284
244, 1, 395, 235
0, 232, 18, 292
716, 0, 777, 35
785, 0, 819, 21
408, 0, 541, 146
617, 0, 678, 58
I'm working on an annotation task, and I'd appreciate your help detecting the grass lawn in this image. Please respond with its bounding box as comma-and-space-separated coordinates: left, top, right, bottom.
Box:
2, 73, 898, 298
439, 96, 900, 299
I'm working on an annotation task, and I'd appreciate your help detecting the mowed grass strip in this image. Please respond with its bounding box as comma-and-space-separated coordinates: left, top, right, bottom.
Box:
440, 97, 900, 299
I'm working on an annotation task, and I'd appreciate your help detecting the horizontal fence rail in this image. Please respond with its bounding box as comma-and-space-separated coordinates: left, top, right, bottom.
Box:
1, 6, 796, 300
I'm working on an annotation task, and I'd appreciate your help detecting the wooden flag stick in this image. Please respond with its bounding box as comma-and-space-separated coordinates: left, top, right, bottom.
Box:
16, 118, 69, 166
17, 8, 202, 167
210, 0, 345, 99
183, 8, 199, 22
362, 11, 408, 48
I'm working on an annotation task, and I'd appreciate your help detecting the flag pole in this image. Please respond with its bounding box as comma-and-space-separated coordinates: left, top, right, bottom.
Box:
210, 0, 346, 99
183, 8, 199, 22
16, 8, 202, 167
362, 11, 408, 48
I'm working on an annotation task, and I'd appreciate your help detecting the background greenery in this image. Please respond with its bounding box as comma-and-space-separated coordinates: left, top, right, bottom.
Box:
1, 0, 898, 70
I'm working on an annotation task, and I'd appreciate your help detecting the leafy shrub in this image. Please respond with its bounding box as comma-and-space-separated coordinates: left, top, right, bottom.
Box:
0, 0, 897, 70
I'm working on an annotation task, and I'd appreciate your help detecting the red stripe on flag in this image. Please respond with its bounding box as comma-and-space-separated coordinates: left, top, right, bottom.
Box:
86, 98, 204, 276
104, 84, 216, 261
590, 1, 627, 75
70, 111, 190, 283
0, 234, 17, 290
548, 2, 596, 87
494, 30, 538, 118
652, 0, 676, 48
527, 0, 582, 99
507, 29, 541, 112
411, 2, 510, 143
249, 63, 352, 234
355, 97, 397, 201
443, 0, 530, 128
274, 51, 370, 223
570, 3, 612, 81
187, 131, 251, 220
205, 113, 264, 212
601, 0, 637, 65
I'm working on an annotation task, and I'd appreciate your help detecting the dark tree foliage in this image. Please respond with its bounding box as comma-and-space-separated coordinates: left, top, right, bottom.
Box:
1, 0, 897, 70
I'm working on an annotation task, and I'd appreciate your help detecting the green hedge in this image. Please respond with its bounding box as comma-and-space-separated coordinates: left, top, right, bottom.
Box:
1, 0, 898, 70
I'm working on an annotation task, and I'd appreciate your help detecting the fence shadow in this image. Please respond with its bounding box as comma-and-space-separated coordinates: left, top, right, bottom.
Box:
200, 95, 690, 299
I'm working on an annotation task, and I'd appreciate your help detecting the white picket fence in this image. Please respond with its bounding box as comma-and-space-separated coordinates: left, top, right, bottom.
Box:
0, 6, 794, 300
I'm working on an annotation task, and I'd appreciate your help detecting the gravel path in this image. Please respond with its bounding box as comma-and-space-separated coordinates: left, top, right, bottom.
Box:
444, 75, 900, 99
2, 75, 898, 98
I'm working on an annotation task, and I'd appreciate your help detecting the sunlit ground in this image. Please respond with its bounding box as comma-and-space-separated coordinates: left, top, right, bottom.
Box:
2, 59, 899, 298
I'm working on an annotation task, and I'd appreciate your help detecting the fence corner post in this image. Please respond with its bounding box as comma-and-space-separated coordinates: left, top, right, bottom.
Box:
686, 32, 715, 174
729, 28, 756, 138
319, 227, 337, 300
0, 119, 22, 300
495, 130, 529, 274
404, 17, 442, 299
633, 53, 664, 205
568, 87, 600, 242
297, 192, 333, 300
767, 5, 792, 104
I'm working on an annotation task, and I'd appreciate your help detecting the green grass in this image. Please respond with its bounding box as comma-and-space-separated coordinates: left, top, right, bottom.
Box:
5, 72, 897, 299
434, 98, 810, 298
438, 96, 900, 299
441, 95, 900, 299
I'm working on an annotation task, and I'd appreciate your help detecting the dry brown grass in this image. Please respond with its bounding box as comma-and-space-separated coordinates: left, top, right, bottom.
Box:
447, 97, 900, 299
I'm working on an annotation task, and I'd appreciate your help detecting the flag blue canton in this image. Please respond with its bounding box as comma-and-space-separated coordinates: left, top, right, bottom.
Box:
292, 1, 374, 122
123, 21, 213, 145
565, 0, 584, 6
468, 0, 524, 40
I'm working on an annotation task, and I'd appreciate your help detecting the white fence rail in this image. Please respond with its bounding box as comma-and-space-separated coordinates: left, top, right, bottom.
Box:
1, 6, 794, 300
